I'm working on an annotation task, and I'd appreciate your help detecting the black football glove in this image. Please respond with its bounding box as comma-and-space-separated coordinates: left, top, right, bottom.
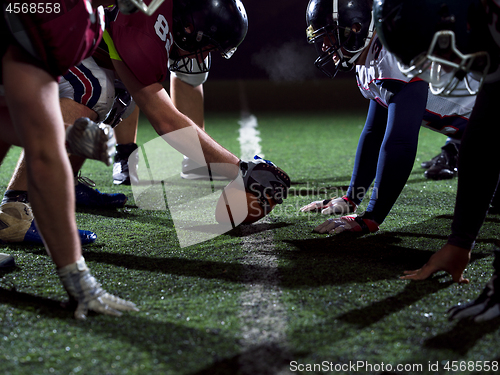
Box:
239, 156, 291, 211
448, 249, 500, 322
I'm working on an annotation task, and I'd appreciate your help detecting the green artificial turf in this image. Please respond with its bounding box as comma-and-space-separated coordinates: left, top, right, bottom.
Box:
1, 110, 499, 375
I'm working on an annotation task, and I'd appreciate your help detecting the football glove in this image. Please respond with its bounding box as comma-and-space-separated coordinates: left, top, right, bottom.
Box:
448, 250, 500, 322
239, 156, 291, 211
66, 117, 116, 166
57, 256, 138, 320
314, 214, 379, 234
300, 196, 357, 215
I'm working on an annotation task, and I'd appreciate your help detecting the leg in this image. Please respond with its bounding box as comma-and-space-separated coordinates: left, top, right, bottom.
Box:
113, 105, 139, 185
2, 45, 80, 267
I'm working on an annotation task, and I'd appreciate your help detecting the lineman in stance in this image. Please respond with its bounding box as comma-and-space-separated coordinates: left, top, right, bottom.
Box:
301, 0, 475, 236
374, 0, 500, 321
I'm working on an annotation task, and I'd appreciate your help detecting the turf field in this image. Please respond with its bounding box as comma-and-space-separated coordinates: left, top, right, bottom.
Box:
1, 109, 499, 375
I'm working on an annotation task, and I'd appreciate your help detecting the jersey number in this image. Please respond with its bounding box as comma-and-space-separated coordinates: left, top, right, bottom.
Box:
154, 14, 173, 53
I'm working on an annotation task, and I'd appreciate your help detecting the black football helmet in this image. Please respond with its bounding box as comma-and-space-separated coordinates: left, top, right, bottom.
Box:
306, 0, 375, 78
170, 0, 248, 74
374, 0, 492, 96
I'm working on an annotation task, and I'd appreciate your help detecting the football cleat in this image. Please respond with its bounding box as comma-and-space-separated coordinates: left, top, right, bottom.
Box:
180, 156, 230, 181
113, 143, 139, 185
300, 195, 357, 215
420, 153, 441, 169
75, 176, 128, 208
424, 143, 459, 180
24, 221, 97, 245
0, 202, 97, 245
314, 213, 379, 234
448, 250, 500, 322
0, 253, 15, 268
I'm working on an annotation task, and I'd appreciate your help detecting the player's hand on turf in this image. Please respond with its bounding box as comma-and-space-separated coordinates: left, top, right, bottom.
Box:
401, 243, 470, 283
300, 198, 334, 213
314, 217, 351, 234
66, 117, 116, 166
58, 257, 139, 320
448, 250, 500, 322
239, 156, 291, 209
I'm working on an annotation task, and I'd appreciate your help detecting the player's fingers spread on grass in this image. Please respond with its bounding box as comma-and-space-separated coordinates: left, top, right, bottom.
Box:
300, 199, 331, 212
313, 218, 347, 234
400, 265, 435, 280
88, 297, 124, 317
100, 293, 139, 312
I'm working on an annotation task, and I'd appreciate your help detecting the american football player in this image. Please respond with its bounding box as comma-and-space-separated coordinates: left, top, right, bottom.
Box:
374, 0, 500, 320
103, 0, 290, 207
0, 0, 142, 317
301, 0, 476, 235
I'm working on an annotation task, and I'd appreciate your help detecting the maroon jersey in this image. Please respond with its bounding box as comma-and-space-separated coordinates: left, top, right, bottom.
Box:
106, 0, 174, 85
2, 0, 103, 78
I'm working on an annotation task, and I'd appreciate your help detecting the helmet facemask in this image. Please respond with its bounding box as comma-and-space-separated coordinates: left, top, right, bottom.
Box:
399, 30, 490, 96
306, 0, 374, 78
170, 0, 248, 74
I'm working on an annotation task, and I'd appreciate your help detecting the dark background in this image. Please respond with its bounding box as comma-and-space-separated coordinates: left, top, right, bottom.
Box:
201, 0, 365, 112
209, 0, 326, 81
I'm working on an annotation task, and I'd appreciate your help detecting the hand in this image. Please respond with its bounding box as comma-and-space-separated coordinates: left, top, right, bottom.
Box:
313, 214, 378, 234
401, 243, 471, 283
239, 156, 291, 209
58, 257, 139, 320
300, 198, 333, 213
300, 196, 356, 215
66, 118, 116, 166
314, 217, 352, 234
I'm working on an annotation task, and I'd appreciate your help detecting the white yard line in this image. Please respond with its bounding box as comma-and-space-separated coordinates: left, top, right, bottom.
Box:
237, 82, 292, 374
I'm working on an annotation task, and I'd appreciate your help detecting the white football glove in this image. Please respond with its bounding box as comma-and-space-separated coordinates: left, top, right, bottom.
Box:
448, 250, 500, 322
57, 257, 138, 320
300, 196, 356, 215
314, 214, 379, 234
66, 117, 116, 166
239, 155, 291, 211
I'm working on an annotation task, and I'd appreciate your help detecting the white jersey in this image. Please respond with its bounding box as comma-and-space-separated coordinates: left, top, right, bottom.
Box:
356, 35, 477, 137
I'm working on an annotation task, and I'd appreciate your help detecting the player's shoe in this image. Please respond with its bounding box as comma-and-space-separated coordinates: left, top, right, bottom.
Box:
448, 250, 500, 322
0, 253, 15, 268
420, 153, 441, 169
300, 195, 357, 215
113, 143, 138, 185
314, 213, 379, 234
180, 156, 230, 181
24, 221, 97, 245
0, 202, 97, 245
424, 142, 459, 180
75, 176, 128, 208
